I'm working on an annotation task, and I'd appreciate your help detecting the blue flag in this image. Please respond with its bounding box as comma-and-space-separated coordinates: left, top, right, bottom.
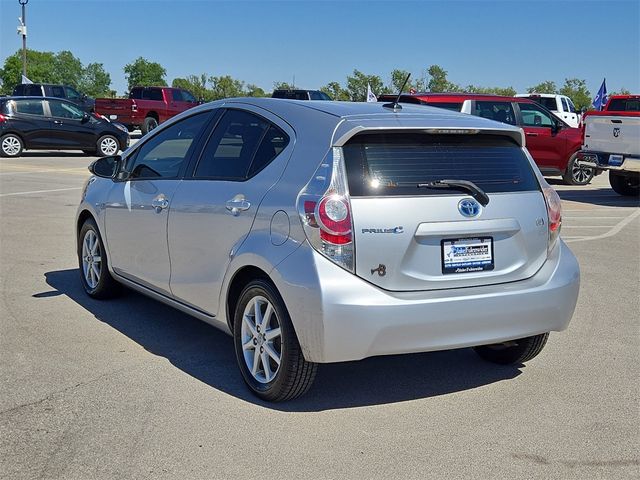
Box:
592, 78, 607, 110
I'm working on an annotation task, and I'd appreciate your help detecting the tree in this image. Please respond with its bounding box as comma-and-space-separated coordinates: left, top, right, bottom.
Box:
389, 69, 413, 93
52, 50, 83, 87
610, 87, 630, 96
123, 57, 167, 90
245, 84, 266, 97
427, 65, 459, 93
346, 69, 390, 101
273, 81, 294, 91
559, 78, 591, 110
526, 81, 557, 94
209, 75, 245, 100
0, 49, 56, 94
172, 74, 211, 101
78, 63, 111, 97
321, 81, 350, 101
465, 85, 517, 97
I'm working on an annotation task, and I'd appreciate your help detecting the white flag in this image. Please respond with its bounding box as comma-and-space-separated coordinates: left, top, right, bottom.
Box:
21, 75, 33, 84
366, 83, 377, 102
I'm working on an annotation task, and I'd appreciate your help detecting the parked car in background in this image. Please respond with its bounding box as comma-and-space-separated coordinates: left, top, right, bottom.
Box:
578, 94, 640, 196
12, 83, 95, 113
378, 93, 589, 185
516, 93, 581, 128
77, 98, 579, 401
272, 89, 332, 100
95, 86, 198, 134
0, 96, 129, 158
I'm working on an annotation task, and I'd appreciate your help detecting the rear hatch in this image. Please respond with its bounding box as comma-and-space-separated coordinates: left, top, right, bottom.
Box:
343, 132, 549, 291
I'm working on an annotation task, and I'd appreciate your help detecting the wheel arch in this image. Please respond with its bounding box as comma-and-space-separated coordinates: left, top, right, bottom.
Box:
146, 111, 159, 121
76, 209, 97, 250
1, 130, 26, 147
225, 265, 271, 331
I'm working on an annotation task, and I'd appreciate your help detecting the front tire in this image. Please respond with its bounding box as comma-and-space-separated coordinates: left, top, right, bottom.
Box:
473, 333, 549, 365
96, 135, 119, 157
609, 171, 640, 197
1, 133, 24, 157
78, 218, 121, 299
141, 117, 158, 135
233, 279, 317, 402
562, 153, 593, 185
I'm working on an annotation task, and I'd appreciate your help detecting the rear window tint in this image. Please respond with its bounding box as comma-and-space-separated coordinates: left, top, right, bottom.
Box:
422, 101, 463, 111
343, 133, 539, 197
607, 99, 640, 111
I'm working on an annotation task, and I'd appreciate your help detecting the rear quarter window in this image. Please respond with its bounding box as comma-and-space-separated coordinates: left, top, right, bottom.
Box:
343, 133, 539, 197
607, 99, 640, 111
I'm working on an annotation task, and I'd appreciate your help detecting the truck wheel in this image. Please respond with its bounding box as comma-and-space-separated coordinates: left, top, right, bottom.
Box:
126, 125, 136, 133
609, 171, 640, 197
1, 133, 23, 157
473, 333, 549, 365
562, 153, 593, 185
141, 117, 158, 135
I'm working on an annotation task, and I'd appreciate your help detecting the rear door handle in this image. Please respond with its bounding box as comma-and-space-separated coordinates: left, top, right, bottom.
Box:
225, 197, 251, 216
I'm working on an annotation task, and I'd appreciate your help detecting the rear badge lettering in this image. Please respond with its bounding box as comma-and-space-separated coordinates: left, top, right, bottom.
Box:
362, 226, 404, 234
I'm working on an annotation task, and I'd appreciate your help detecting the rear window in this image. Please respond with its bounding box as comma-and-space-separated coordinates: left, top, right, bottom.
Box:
607, 98, 640, 111
129, 88, 164, 101
272, 90, 309, 100
343, 133, 539, 197
529, 96, 557, 111
422, 101, 463, 111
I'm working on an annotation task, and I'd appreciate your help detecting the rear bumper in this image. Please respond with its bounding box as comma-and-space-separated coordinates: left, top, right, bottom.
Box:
577, 150, 640, 173
272, 241, 580, 363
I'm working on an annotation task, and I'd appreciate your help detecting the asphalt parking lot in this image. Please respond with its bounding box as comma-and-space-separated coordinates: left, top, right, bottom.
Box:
1, 150, 638, 479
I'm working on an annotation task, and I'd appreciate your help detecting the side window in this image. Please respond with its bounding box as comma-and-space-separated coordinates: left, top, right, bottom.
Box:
49, 100, 84, 119
181, 90, 196, 103
518, 102, 554, 127
127, 111, 211, 179
64, 87, 81, 100
561, 97, 569, 112
171, 89, 182, 102
25, 84, 43, 96
309, 91, 323, 100
566, 98, 576, 113
129, 88, 143, 99
50, 86, 65, 98
143, 88, 163, 101
13, 85, 24, 95
474, 101, 517, 125
13, 99, 45, 116
194, 110, 271, 180
248, 125, 289, 177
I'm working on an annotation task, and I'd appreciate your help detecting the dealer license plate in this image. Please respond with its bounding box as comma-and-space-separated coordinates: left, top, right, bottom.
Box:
441, 237, 494, 274
609, 154, 623, 166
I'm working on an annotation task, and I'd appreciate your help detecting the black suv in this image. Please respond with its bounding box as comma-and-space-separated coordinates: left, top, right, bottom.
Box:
272, 89, 331, 100
0, 96, 129, 158
12, 84, 95, 113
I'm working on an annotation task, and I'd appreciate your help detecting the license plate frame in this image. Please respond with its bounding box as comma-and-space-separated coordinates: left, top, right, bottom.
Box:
441, 237, 494, 275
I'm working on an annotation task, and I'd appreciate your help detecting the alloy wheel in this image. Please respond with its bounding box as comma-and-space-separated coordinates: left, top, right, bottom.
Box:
100, 137, 118, 156
2, 136, 21, 156
81, 230, 102, 289
571, 163, 593, 184
241, 295, 282, 383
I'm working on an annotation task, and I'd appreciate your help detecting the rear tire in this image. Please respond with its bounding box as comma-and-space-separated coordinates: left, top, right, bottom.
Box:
0, 133, 23, 157
141, 117, 158, 135
473, 333, 549, 365
562, 153, 593, 185
233, 279, 317, 402
78, 218, 121, 299
609, 171, 640, 197
96, 135, 119, 157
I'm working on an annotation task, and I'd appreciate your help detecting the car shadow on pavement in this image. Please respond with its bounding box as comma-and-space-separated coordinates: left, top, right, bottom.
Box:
44, 268, 523, 412
555, 187, 640, 208
20, 151, 89, 158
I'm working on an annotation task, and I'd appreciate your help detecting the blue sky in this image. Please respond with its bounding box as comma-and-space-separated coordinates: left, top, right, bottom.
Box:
1, 0, 638, 96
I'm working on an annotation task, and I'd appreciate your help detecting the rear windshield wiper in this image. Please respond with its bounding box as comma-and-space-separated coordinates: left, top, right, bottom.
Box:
417, 179, 490, 206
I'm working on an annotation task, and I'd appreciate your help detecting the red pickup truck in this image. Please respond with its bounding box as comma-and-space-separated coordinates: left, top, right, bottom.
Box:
95, 86, 199, 134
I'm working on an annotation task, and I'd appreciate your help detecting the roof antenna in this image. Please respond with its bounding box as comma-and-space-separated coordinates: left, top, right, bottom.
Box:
383, 73, 411, 111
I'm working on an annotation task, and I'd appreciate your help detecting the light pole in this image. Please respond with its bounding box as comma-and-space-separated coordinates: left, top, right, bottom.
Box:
17, 0, 29, 81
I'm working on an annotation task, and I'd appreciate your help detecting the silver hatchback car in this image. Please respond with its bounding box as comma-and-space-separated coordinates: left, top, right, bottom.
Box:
77, 98, 580, 401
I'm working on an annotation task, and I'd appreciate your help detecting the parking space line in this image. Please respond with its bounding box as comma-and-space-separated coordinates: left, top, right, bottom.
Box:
564, 209, 640, 243
0, 187, 82, 197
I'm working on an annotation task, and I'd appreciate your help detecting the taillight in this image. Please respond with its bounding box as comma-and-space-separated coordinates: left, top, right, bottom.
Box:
543, 186, 562, 252
131, 102, 138, 112
0, 114, 6, 123
297, 148, 355, 272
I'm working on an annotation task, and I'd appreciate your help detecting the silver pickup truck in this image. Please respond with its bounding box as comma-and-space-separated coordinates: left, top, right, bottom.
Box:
578, 106, 640, 196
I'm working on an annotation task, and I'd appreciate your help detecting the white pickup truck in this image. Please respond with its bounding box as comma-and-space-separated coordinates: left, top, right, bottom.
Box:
516, 94, 581, 128
577, 95, 640, 196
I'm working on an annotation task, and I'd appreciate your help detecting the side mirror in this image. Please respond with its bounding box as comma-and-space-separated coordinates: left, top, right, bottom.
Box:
89, 155, 121, 179
551, 121, 562, 134
81, 112, 90, 123
82, 94, 88, 100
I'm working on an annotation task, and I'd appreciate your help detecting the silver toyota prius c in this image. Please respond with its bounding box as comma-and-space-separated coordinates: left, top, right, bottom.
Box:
76, 98, 580, 401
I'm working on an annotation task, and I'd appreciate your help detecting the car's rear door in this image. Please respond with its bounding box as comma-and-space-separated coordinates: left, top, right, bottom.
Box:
103, 110, 213, 294
516, 101, 566, 172
7, 99, 51, 148
343, 131, 550, 291
167, 107, 293, 315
